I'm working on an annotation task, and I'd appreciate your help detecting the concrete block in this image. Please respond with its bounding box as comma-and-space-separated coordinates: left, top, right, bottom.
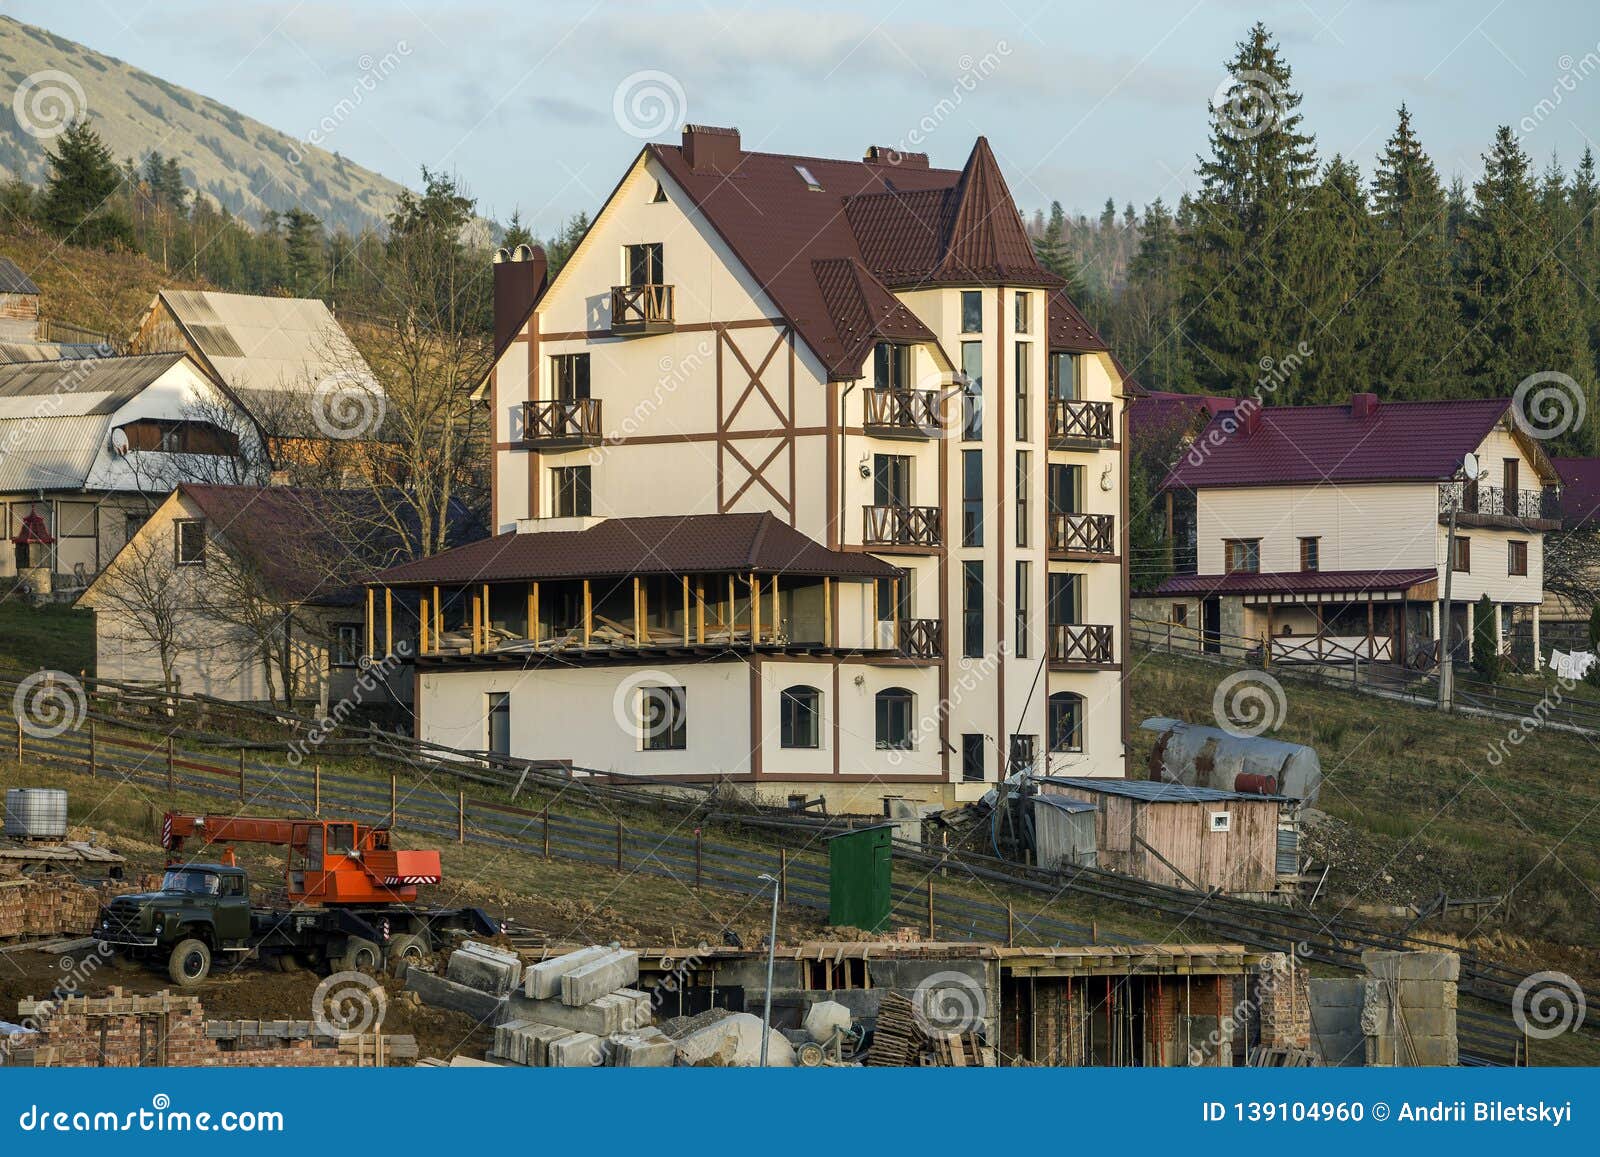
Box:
406, 968, 509, 1023
446, 941, 523, 996
1361, 949, 1459, 984
503, 991, 636, 1036
524, 946, 610, 1000
560, 948, 640, 1006
609, 1027, 675, 1067
547, 1030, 606, 1067
613, 987, 652, 1028
446, 1056, 502, 1067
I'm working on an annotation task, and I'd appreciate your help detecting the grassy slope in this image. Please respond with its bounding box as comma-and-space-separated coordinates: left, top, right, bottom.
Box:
0, 599, 94, 675
0, 225, 209, 337
1129, 647, 1600, 949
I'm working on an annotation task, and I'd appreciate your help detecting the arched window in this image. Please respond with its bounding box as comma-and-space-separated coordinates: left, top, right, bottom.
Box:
1048, 692, 1083, 753
875, 687, 914, 750
779, 685, 822, 749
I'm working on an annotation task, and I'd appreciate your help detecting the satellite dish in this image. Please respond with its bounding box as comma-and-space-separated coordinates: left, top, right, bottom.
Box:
109, 428, 130, 456
1462, 451, 1479, 480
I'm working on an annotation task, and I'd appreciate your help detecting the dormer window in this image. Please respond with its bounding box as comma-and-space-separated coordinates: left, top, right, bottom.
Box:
794, 164, 823, 191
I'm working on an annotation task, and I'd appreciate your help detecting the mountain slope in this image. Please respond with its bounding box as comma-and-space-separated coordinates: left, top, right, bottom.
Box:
0, 16, 408, 234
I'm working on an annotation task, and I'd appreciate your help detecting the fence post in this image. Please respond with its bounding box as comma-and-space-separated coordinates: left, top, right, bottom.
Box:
616, 819, 624, 871
389, 774, 397, 828
927, 879, 935, 939
695, 829, 703, 889
166, 736, 174, 794
542, 808, 550, 860
779, 848, 788, 904
88, 720, 96, 779
238, 748, 246, 805
458, 791, 466, 844
15, 720, 21, 762
314, 764, 321, 816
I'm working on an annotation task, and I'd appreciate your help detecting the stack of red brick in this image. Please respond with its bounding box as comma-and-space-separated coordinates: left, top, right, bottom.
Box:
0, 873, 158, 940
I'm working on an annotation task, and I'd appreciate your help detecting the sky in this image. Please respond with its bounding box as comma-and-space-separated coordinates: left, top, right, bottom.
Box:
10, 0, 1600, 234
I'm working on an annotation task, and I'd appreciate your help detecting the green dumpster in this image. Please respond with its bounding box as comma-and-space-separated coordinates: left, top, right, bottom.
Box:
827, 823, 894, 932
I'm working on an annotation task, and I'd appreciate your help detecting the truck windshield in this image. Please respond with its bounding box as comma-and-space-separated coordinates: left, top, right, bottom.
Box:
161, 869, 223, 895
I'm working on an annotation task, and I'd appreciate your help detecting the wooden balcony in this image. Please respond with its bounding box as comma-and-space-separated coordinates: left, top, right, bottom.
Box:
610, 284, 675, 335
1048, 623, 1115, 667
1048, 511, 1117, 559
863, 504, 941, 549
1049, 399, 1115, 448
1437, 481, 1561, 532
864, 388, 941, 439
898, 618, 942, 661
522, 398, 602, 448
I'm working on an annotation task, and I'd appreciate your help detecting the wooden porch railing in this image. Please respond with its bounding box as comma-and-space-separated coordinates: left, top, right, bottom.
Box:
522, 398, 602, 446
610, 284, 675, 333
1048, 399, 1114, 445
863, 504, 942, 548
898, 618, 942, 660
864, 388, 941, 437
1047, 511, 1116, 557
1048, 623, 1115, 665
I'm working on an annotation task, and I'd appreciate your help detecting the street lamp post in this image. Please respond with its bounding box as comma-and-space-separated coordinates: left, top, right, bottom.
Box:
757, 871, 780, 1066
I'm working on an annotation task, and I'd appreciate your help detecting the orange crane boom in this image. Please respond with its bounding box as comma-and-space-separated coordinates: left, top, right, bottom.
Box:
162, 812, 443, 906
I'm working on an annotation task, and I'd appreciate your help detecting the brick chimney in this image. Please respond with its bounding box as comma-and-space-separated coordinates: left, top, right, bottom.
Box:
1350, 392, 1380, 419
864, 145, 929, 168
1241, 405, 1262, 435
682, 125, 741, 173
492, 244, 548, 352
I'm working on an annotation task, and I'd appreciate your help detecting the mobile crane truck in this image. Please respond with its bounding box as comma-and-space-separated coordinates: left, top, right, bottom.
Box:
94, 812, 501, 986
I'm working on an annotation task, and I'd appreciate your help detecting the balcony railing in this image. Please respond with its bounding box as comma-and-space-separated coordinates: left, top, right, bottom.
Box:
1048, 511, 1117, 558
1049, 399, 1115, 446
1438, 482, 1561, 528
610, 284, 675, 335
898, 618, 942, 661
863, 504, 941, 548
864, 388, 941, 439
1048, 622, 1115, 666
522, 398, 602, 448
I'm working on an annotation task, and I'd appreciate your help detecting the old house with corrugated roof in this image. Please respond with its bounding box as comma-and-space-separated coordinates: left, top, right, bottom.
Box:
1138, 394, 1561, 669
367, 126, 1131, 809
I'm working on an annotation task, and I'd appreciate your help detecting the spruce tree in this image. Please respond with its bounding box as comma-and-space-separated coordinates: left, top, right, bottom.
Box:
283, 208, 325, 295
1177, 22, 1318, 397
1290, 155, 1369, 400
1033, 200, 1087, 298
501, 209, 535, 250
1569, 149, 1600, 393
1457, 127, 1592, 448
40, 118, 128, 242
1120, 198, 1193, 392
1366, 105, 1458, 399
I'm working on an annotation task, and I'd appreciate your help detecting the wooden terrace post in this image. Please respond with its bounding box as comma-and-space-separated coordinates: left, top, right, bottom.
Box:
583, 580, 593, 647
695, 578, 706, 644
366, 587, 375, 660
634, 576, 644, 645
770, 576, 779, 641
420, 595, 430, 654
682, 576, 691, 646
385, 588, 394, 655
727, 575, 735, 642
750, 573, 760, 649
530, 582, 540, 645
823, 578, 833, 647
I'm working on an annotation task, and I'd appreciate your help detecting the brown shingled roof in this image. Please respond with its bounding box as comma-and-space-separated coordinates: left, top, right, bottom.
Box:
1047, 288, 1109, 352
374, 512, 900, 587
812, 257, 938, 375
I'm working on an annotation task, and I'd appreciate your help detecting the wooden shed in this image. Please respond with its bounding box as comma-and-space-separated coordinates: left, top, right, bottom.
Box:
1037, 777, 1287, 896
0, 257, 40, 342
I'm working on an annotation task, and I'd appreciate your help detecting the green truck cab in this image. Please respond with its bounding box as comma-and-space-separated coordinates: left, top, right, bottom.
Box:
96, 864, 250, 986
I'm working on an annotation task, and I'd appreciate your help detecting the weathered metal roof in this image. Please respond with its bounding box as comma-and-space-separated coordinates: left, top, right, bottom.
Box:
0, 257, 40, 296
0, 414, 112, 490
1038, 776, 1288, 804
157, 290, 377, 416
1030, 794, 1096, 814
0, 353, 186, 419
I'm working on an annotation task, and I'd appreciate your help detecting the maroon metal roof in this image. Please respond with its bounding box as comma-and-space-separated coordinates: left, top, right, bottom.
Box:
1129, 389, 1235, 447
1163, 397, 1513, 490
648, 131, 1085, 380
1553, 456, 1600, 529
1157, 568, 1438, 597
373, 512, 900, 586
812, 257, 937, 373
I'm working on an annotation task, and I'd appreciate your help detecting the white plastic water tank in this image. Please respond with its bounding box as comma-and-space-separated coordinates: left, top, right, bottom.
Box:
3, 788, 68, 839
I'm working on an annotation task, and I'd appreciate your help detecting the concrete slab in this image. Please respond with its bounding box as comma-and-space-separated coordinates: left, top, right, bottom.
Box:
446, 941, 523, 996
406, 968, 509, 1023
609, 1028, 675, 1067
524, 946, 611, 1000
560, 949, 641, 1006
547, 1031, 606, 1067
504, 991, 636, 1036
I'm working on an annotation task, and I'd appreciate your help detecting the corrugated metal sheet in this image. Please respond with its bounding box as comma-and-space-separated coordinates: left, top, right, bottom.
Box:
1030, 796, 1096, 870
0, 258, 40, 296
1276, 826, 1299, 876
0, 414, 112, 489
0, 353, 185, 418
1038, 775, 1289, 804
160, 290, 376, 410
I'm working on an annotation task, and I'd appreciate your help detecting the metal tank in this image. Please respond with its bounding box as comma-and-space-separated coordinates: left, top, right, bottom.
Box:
1140, 717, 1322, 805
3, 788, 69, 839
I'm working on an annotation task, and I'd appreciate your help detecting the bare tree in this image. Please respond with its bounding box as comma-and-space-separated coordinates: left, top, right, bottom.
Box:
80, 530, 199, 693
1543, 528, 1600, 612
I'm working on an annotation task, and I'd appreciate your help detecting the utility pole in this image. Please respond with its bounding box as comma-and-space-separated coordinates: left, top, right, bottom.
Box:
1438, 503, 1457, 713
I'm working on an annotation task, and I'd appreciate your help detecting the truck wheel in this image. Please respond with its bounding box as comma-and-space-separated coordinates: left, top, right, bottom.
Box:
168, 938, 212, 987
339, 937, 382, 974
273, 952, 304, 973
385, 933, 429, 976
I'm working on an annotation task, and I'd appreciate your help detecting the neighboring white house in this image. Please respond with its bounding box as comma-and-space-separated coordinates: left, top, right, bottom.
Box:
1138, 394, 1560, 669
0, 352, 265, 585
370, 126, 1131, 811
